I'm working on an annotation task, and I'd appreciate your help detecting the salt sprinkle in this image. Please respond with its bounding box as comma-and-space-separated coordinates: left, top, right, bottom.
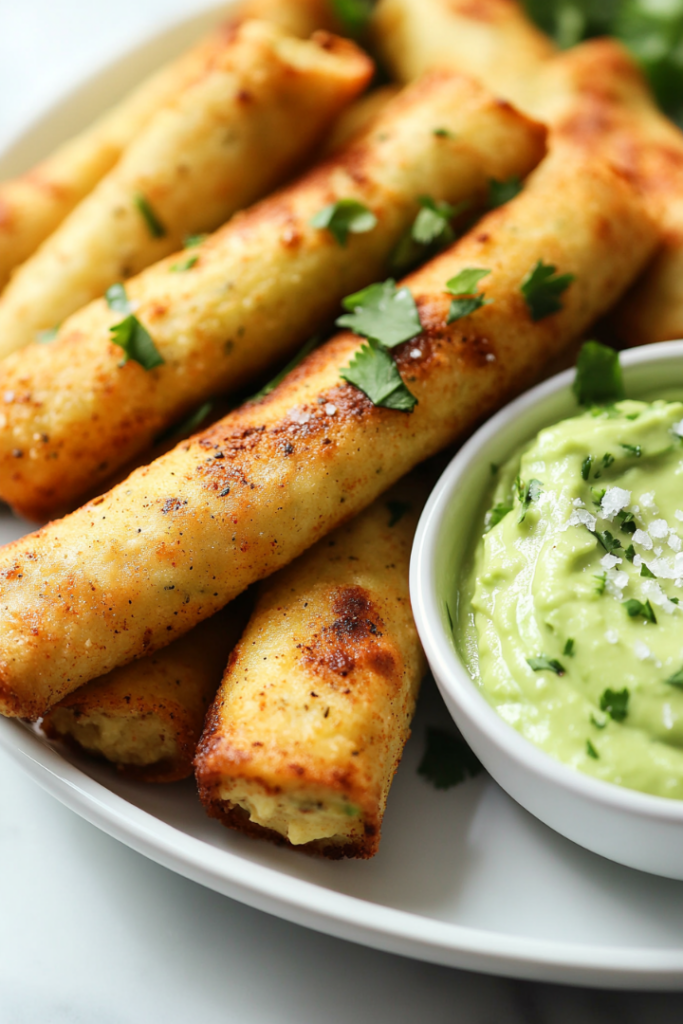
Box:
3, 391, 14, 404
633, 529, 653, 550
605, 630, 619, 645
289, 407, 311, 425
649, 519, 669, 540
324, 403, 337, 416
601, 553, 622, 570
634, 641, 652, 661
600, 487, 631, 520
676, 510, 683, 523
485, 353, 496, 362
566, 508, 597, 532
673, 419, 683, 437
410, 349, 421, 359
641, 492, 656, 509
634, 554, 643, 568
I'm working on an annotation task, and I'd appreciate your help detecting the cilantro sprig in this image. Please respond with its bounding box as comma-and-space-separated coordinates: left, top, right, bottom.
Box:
310, 199, 377, 247
517, 476, 543, 522
573, 341, 625, 407
418, 727, 484, 789
520, 259, 574, 321
623, 598, 657, 624
527, 655, 566, 675
666, 667, 683, 688
488, 176, 522, 208
600, 687, 630, 722
105, 284, 164, 371
392, 195, 469, 272
337, 280, 422, 349
445, 267, 492, 324
340, 339, 417, 412
134, 193, 166, 239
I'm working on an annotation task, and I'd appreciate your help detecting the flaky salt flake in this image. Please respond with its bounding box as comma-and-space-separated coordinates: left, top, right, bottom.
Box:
634, 641, 652, 661
324, 403, 337, 416
634, 554, 643, 568
289, 407, 311, 425
572, 497, 585, 508
642, 579, 677, 613
676, 510, 683, 522
633, 529, 653, 550
641, 492, 656, 509
410, 349, 421, 359
605, 630, 619, 645
649, 518, 669, 540
566, 508, 597, 532
601, 553, 622, 570
600, 487, 631, 521
673, 419, 683, 437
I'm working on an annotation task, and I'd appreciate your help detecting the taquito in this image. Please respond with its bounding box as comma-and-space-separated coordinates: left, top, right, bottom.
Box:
0, 72, 546, 521
42, 601, 249, 783
0, 145, 657, 719
0, 22, 373, 356
196, 480, 427, 858
0, 0, 338, 291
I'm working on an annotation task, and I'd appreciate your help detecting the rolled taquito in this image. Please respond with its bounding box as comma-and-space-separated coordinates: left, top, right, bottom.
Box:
0, 0, 338, 292
0, 144, 657, 720
0, 72, 546, 521
41, 600, 250, 783
196, 480, 427, 858
0, 22, 373, 356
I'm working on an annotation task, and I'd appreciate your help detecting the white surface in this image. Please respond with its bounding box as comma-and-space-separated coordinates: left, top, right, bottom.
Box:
412, 342, 683, 881
1, 1, 683, 1018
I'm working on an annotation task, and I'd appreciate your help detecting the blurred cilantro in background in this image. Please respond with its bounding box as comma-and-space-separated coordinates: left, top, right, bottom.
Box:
523, 0, 683, 125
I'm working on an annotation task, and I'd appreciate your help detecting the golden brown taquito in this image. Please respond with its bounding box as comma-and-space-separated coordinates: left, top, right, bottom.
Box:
196, 479, 427, 858
0, 143, 657, 720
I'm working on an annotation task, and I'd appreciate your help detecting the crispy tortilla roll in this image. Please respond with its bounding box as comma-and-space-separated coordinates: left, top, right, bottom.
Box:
0, 0, 339, 292
372, 0, 555, 101
41, 602, 249, 783
0, 147, 657, 720
0, 23, 373, 356
0, 73, 546, 521
322, 85, 401, 156
196, 482, 427, 858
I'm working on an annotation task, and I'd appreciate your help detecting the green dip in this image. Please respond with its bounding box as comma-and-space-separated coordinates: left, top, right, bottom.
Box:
459, 398, 683, 799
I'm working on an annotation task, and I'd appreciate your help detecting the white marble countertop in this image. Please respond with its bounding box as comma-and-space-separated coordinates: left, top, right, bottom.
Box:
1, 2, 682, 1020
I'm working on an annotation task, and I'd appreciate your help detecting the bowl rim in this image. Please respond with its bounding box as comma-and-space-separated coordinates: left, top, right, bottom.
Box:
410, 338, 683, 825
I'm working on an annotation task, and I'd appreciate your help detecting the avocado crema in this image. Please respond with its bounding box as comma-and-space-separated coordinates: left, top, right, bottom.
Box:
459, 398, 683, 800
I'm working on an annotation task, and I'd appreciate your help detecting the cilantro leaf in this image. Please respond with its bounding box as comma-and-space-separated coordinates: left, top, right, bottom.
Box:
105, 283, 131, 314
519, 477, 543, 522
594, 572, 607, 594
586, 739, 599, 759
310, 199, 377, 246
110, 315, 164, 370
447, 296, 489, 323
340, 339, 417, 412
433, 127, 455, 139
594, 530, 621, 553
488, 175, 522, 208
170, 254, 199, 272
386, 500, 410, 526
412, 196, 458, 247
666, 667, 683, 688
563, 638, 575, 657
623, 598, 657, 623
445, 268, 492, 323
331, 0, 374, 36
520, 259, 575, 321
251, 336, 319, 401
641, 563, 656, 579
616, 510, 636, 534
600, 687, 629, 722
573, 341, 625, 406
417, 727, 483, 789
337, 279, 422, 349
527, 655, 565, 675
184, 233, 207, 248
621, 442, 642, 457
134, 193, 166, 238
624, 544, 636, 562
36, 326, 59, 344
581, 455, 593, 480
485, 502, 512, 530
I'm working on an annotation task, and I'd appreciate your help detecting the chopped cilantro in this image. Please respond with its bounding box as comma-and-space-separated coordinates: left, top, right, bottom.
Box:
520, 259, 574, 321
486, 502, 512, 530
490, 462, 499, 476
616, 510, 636, 534
624, 544, 636, 562
36, 326, 59, 343
563, 638, 575, 657
581, 455, 592, 481
251, 336, 319, 401
641, 563, 656, 579
666, 667, 683, 688
331, 0, 374, 36
573, 341, 625, 407
340, 339, 417, 412
134, 193, 166, 238
337, 279, 422, 349
602, 453, 615, 470
592, 487, 606, 507
412, 196, 459, 247
672, 597, 680, 605
600, 687, 629, 722
433, 127, 455, 139
447, 295, 489, 323
184, 233, 207, 248
594, 572, 607, 595
418, 727, 483, 789
527, 655, 565, 675
488, 175, 522, 208
518, 477, 543, 522
445, 602, 454, 634
387, 500, 410, 526
586, 739, 599, 759
170, 254, 199, 272
446, 267, 491, 295
623, 598, 657, 623
105, 283, 163, 370
625, 412, 640, 421
621, 442, 642, 457
594, 530, 621, 553
310, 199, 377, 246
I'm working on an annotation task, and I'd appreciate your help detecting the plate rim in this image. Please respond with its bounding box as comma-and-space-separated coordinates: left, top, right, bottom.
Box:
2, 2, 683, 989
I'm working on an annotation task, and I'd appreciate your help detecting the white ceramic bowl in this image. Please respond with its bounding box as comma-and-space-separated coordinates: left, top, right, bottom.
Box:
411, 340, 683, 880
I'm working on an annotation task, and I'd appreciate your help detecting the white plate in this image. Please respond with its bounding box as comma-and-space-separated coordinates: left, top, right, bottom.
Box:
2, 4, 683, 990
